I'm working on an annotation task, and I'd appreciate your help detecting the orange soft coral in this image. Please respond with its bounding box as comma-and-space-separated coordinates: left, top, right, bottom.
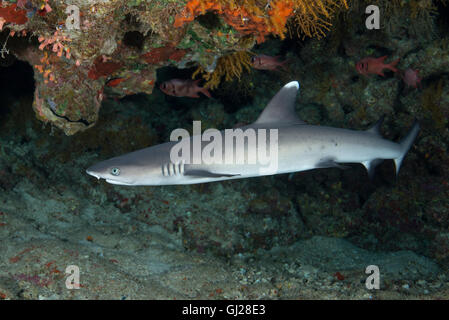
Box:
221, 6, 269, 43
174, 0, 293, 43
267, 1, 295, 38
174, 0, 348, 43
173, 0, 222, 28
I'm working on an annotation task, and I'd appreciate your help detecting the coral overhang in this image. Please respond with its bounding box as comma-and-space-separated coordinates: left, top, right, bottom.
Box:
0, 0, 349, 135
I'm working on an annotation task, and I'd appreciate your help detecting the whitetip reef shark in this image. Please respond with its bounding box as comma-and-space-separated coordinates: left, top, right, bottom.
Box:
86, 81, 419, 186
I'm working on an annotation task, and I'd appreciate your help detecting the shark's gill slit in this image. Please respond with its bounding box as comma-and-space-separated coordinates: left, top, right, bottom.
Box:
179, 161, 185, 175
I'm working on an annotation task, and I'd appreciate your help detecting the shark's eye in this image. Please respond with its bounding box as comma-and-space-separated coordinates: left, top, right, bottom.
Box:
161, 83, 166, 89
111, 168, 120, 176
251, 56, 256, 63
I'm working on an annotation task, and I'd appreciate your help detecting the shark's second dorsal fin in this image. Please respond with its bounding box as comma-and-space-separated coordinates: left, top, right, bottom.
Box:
255, 81, 305, 125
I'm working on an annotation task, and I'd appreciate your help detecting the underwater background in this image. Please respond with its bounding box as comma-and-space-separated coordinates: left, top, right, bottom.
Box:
0, 0, 448, 299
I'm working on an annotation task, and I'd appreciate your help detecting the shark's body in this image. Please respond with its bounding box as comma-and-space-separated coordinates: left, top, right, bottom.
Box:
86, 81, 419, 186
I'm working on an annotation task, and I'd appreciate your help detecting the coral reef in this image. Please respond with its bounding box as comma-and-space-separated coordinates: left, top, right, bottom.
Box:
174, 0, 349, 42
0, 0, 352, 134
289, 0, 349, 39
421, 78, 447, 131
192, 50, 252, 89
0, 0, 341, 134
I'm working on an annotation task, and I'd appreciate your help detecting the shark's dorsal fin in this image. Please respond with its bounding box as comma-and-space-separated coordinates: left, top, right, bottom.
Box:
255, 81, 305, 125
366, 115, 385, 136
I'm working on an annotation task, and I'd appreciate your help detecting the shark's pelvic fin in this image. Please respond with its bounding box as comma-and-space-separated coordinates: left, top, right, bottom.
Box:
184, 170, 241, 178
362, 159, 384, 179
255, 81, 305, 125
394, 120, 420, 175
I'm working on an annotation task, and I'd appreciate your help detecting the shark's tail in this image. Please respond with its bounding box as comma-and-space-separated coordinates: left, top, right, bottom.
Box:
394, 120, 420, 175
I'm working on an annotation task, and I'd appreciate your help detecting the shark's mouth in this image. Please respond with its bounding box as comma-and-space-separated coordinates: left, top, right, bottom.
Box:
86, 170, 135, 185
86, 169, 101, 180
105, 179, 135, 186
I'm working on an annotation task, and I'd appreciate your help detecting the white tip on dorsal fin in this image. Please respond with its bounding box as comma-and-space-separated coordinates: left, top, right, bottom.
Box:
255, 81, 305, 125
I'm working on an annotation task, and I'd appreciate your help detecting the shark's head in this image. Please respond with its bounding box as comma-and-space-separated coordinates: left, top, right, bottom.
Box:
86, 153, 154, 186
86, 162, 133, 186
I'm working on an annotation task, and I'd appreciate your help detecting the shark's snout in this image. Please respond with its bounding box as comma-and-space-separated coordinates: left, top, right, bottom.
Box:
86, 161, 109, 180
86, 169, 101, 180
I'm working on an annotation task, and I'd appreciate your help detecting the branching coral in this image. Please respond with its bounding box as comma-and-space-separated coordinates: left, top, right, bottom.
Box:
177, 1, 347, 88
32, 30, 78, 83
290, 0, 348, 39
174, 0, 349, 43
192, 50, 252, 89
38, 31, 72, 59
126, 0, 186, 42
34, 51, 57, 83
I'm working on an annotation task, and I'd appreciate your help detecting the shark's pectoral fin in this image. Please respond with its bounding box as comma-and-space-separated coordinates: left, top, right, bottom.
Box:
184, 170, 241, 178
315, 159, 350, 170
362, 159, 384, 179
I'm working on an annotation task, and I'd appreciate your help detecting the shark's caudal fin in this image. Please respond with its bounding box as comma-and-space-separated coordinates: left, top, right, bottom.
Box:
362, 117, 420, 178
255, 81, 305, 125
394, 120, 420, 175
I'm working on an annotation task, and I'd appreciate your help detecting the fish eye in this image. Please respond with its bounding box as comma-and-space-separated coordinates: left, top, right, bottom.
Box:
110, 168, 120, 176
251, 56, 256, 63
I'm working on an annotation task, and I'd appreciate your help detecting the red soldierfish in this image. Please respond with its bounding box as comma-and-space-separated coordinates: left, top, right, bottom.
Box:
251, 54, 288, 71
356, 55, 400, 76
159, 79, 211, 98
